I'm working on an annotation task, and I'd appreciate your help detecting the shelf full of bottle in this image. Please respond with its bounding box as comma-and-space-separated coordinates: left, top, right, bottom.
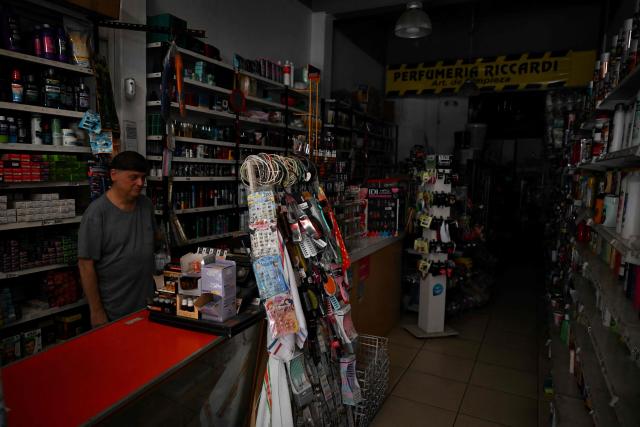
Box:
146, 49, 308, 130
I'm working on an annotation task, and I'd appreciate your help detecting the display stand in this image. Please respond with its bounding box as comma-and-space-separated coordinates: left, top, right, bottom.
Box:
405, 155, 458, 338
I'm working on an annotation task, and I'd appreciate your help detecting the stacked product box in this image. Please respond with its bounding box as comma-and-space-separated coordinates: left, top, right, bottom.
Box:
0, 196, 16, 225
0, 289, 16, 327
41, 270, 81, 307
0, 231, 77, 272
11, 194, 76, 224
0, 154, 87, 183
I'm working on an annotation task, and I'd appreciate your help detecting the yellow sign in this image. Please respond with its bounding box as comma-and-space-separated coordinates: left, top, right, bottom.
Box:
386, 50, 596, 96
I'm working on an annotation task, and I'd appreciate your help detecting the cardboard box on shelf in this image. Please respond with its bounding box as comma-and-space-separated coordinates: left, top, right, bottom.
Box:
195, 293, 236, 323
201, 259, 236, 299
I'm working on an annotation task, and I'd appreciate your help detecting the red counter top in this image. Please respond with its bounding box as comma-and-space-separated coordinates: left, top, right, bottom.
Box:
2, 310, 221, 427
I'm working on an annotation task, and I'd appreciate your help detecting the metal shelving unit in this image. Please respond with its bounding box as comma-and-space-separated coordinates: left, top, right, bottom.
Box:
0, 216, 82, 231
146, 176, 235, 182
0, 181, 88, 189
0, 299, 87, 331
179, 231, 248, 247
0, 101, 85, 118
155, 205, 236, 215
0, 144, 91, 154
146, 156, 235, 164
146, 101, 236, 120
0, 264, 74, 280
0, 48, 94, 75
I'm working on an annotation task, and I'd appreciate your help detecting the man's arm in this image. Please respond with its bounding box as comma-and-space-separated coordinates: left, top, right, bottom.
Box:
78, 258, 108, 327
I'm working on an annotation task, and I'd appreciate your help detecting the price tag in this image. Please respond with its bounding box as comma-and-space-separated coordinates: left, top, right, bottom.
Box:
185, 177, 191, 181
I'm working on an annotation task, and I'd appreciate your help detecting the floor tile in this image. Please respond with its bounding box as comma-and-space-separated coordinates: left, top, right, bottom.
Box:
448, 316, 488, 342
422, 337, 481, 360
411, 350, 475, 383
387, 364, 406, 396
483, 327, 537, 352
388, 343, 419, 369
387, 326, 425, 349
478, 343, 537, 373
461, 385, 537, 427
487, 316, 537, 336
393, 370, 467, 412
470, 362, 538, 399
454, 414, 505, 427
372, 396, 456, 427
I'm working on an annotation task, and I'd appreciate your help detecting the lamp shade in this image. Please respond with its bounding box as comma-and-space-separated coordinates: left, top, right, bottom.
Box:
395, 1, 432, 39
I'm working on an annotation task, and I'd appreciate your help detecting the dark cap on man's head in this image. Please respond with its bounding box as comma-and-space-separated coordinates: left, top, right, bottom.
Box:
110, 151, 149, 174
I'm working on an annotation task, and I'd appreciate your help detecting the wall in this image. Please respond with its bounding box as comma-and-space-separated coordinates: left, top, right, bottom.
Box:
394, 97, 468, 159
147, 0, 312, 67
331, 28, 385, 94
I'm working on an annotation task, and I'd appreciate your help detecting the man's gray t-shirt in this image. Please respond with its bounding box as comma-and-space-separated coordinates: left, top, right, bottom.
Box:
78, 194, 156, 320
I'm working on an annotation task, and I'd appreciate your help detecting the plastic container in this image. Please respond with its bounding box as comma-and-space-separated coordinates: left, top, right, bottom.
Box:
0, 116, 8, 143
32, 25, 42, 57
24, 74, 39, 105
56, 27, 68, 63
7, 117, 16, 143
11, 69, 23, 103
621, 172, 640, 240
31, 114, 42, 144
617, 174, 629, 234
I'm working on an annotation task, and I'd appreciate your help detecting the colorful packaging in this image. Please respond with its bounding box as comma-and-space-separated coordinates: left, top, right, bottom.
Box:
21, 329, 42, 357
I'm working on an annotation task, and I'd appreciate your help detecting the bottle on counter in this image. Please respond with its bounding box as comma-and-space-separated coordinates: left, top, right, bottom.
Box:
0, 116, 8, 143
24, 74, 39, 105
10, 69, 23, 103
42, 68, 60, 108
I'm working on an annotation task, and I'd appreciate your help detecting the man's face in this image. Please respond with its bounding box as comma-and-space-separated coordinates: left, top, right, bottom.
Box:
111, 169, 146, 200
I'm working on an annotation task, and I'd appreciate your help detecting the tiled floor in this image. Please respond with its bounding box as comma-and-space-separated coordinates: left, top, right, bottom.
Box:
373, 283, 540, 427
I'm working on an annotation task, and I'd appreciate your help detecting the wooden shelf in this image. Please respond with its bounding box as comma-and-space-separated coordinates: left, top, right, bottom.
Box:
237, 69, 284, 88
590, 223, 640, 259
238, 144, 286, 152
147, 73, 232, 95
147, 42, 234, 71
0, 181, 89, 189
239, 116, 285, 129
146, 176, 235, 183
174, 136, 236, 148
0, 216, 82, 231
597, 65, 640, 110
0, 102, 84, 118
324, 124, 352, 132
146, 101, 236, 120
0, 48, 93, 75
0, 263, 73, 280
146, 156, 235, 164
0, 299, 87, 331
0, 143, 91, 154
179, 230, 247, 246
154, 204, 236, 215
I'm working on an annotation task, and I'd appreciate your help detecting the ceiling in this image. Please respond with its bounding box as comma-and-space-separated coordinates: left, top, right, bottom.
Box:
303, 0, 617, 65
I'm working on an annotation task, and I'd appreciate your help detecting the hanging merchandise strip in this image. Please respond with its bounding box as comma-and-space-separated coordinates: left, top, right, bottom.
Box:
244, 154, 374, 426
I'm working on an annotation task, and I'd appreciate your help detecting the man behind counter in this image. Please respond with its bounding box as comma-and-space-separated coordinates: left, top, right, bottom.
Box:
78, 151, 160, 327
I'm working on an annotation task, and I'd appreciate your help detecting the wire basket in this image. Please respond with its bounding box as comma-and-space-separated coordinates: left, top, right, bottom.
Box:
352, 334, 389, 426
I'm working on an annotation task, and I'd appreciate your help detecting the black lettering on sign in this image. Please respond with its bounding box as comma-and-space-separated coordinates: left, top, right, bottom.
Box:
485, 65, 493, 77
426, 69, 434, 79
410, 70, 417, 81
402, 71, 409, 81
394, 72, 401, 82
500, 64, 509, 75
554, 60, 559, 72
510, 63, 517, 74
435, 68, 445, 79
541, 61, 553, 72
470, 67, 479, 78
519, 62, 528, 74
531, 62, 540, 73
455, 68, 463, 79
446, 68, 453, 78
419, 70, 425, 80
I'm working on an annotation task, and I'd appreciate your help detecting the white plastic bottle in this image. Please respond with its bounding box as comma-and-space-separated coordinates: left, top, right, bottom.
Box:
610, 104, 625, 153
617, 173, 629, 234
621, 172, 640, 240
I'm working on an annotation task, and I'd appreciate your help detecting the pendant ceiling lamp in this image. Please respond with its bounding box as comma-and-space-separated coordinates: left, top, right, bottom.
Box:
395, 1, 432, 39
